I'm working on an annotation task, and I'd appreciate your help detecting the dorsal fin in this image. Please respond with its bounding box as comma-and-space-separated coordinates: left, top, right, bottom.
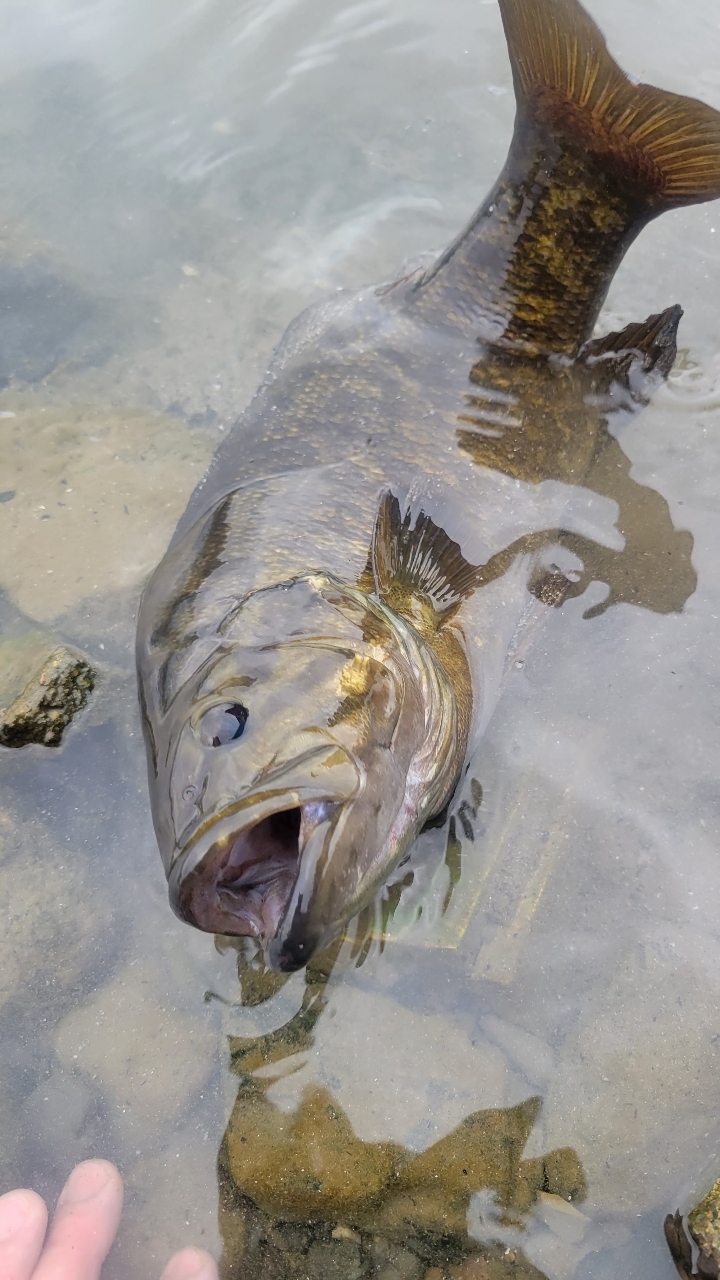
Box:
371, 492, 481, 627
408, 0, 720, 356
369, 492, 558, 629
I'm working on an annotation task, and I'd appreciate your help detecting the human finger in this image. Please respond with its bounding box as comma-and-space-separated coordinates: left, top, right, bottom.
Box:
0, 1188, 48, 1280
159, 1247, 219, 1280
32, 1160, 123, 1280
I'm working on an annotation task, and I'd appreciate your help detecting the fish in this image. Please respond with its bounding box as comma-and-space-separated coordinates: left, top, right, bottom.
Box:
137, 0, 720, 972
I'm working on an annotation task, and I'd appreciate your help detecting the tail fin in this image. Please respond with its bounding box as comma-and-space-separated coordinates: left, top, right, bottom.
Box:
411, 0, 720, 355
502, 0, 720, 210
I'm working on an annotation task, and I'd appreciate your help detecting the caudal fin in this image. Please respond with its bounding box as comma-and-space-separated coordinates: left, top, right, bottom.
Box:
411, 0, 720, 355
501, 0, 720, 210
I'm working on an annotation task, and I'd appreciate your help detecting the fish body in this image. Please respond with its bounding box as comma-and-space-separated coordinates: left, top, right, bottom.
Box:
138, 0, 720, 971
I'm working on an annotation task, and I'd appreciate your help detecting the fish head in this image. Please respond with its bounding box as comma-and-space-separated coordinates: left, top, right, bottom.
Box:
150, 575, 457, 971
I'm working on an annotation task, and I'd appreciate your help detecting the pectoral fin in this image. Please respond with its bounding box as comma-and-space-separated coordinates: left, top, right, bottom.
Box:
579, 304, 683, 400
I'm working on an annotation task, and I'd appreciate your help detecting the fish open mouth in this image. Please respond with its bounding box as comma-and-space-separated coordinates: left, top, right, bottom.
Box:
172, 797, 339, 949
166, 739, 360, 968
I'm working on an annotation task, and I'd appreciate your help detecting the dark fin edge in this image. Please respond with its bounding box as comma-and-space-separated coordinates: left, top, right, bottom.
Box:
579, 303, 683, 398
664, 1211, 695, 1280
499, 0, 720, 210
581, 304, 683, 373
370, 493, 595, 621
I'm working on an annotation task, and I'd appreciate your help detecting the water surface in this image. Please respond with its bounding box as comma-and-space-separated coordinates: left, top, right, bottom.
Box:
0, 1, 719, 1277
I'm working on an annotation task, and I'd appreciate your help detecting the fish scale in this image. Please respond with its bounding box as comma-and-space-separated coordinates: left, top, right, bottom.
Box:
137, 0, 720, 972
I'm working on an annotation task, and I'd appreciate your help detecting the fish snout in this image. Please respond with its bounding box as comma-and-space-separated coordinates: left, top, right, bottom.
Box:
168, 745, 358, 959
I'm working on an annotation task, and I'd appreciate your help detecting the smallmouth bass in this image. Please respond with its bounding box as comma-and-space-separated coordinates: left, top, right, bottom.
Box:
138, 0, 720, 971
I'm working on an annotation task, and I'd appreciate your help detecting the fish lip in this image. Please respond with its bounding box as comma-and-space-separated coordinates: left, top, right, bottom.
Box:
167, 743, 359, 937
168, 743, 357, 888
169, 793, 341, 944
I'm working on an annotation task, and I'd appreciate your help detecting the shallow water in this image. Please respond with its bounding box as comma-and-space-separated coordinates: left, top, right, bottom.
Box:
0, 0, 720, 1276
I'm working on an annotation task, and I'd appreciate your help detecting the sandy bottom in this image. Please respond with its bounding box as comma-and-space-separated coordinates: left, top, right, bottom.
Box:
0, 0, 719, 1277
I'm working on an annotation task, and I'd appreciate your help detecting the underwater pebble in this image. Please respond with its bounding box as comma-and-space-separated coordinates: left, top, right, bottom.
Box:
332, 1225, 362, 1243
305, 1238, 365, 1280
447, 1261, 492, 1279
523, 1227, 592, 1280
375, 1246, 424, 1280
536, 1191, 589, 1244
370, 1235, 424, 1279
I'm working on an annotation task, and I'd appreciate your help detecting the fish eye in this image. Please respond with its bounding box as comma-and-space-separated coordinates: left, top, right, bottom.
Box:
197, 703, 249, 747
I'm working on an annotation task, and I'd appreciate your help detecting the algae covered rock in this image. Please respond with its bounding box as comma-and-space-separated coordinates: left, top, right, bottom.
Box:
226, 1080, 402, 1223
689, 1180, 720, 1270
0, 638, 95, 747
219, 947, 585, 1280
222, 1036, 583, 1277
665, 1184, 720, 1280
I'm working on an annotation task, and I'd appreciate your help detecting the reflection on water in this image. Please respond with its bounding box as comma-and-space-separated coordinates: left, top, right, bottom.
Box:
457, 332, 698, 619
0, 0, 719, 1279
216, 942, 585, 1279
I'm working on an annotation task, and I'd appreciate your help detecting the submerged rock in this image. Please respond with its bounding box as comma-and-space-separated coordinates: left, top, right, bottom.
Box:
219, 948, 584, 1280
665, 1181, 720, 1279
305, 1237, 366, 1280
690, 1181, 720, 1270
0, 639, 95, 747
222, 1029, 583, 1278
226, 1081, 402, 1223
666, 1212, 714, 1278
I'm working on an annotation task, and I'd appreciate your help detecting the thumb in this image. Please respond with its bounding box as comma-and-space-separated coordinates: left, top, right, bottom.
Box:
159, 1247, 218, 1280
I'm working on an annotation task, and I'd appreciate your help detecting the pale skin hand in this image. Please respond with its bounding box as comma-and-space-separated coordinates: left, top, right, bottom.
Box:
0, 1160, 218, 1280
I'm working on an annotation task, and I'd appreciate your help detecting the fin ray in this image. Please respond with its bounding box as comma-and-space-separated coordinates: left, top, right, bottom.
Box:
371, 492, 482, 625
580, 304, 682, 386
500, 0, 720, 207
411, 0, 720, 353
